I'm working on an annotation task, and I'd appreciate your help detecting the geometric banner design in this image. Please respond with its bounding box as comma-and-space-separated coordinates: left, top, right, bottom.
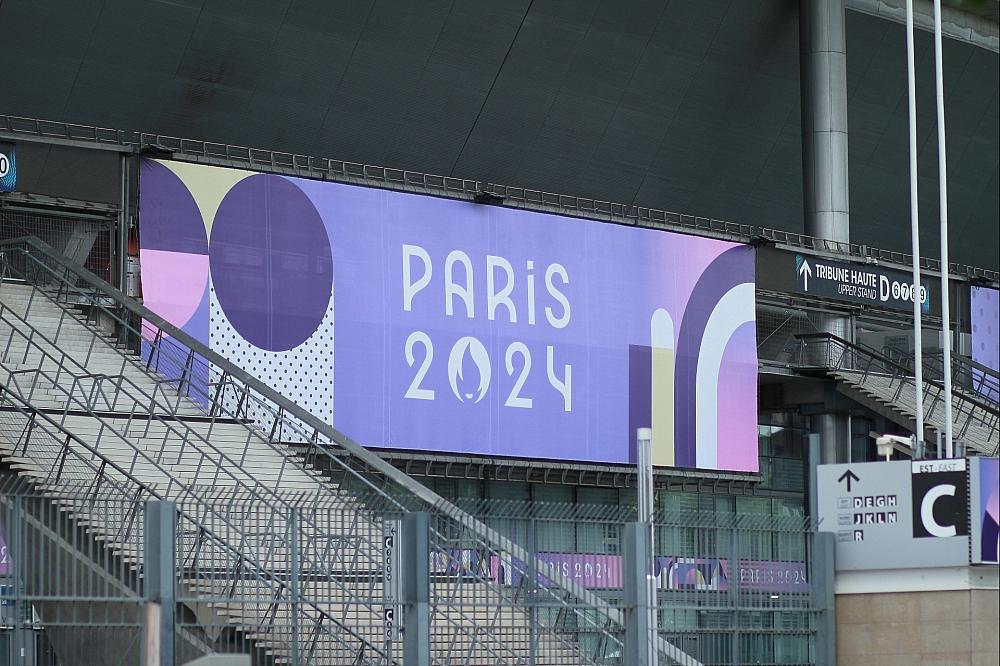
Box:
138, 159, 758, 472
971, 286, 1000, 403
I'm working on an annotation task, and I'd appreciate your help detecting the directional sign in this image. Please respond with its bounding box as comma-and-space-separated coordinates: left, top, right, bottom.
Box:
798, 258, 812, 291
817, 461, 969, 571
794, 254, 932, 313
837, 469, 859, 492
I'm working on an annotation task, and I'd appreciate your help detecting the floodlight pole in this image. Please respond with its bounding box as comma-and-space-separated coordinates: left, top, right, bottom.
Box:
904, 0, 925, 450
636, 428, 658, 666
932, 0, 955, 457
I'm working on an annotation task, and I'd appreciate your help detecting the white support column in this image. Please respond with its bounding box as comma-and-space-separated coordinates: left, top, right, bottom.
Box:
905, 0, 926, 448
932, 0, 954, 457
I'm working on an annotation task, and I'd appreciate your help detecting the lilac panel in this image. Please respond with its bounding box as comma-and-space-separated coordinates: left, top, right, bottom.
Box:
971, 287, 1000, 403
292, 178, 757, 470
491, 552, 808, 593
975, 458, 999, 564
734, 560, 810, 593
138, 160, 760, 471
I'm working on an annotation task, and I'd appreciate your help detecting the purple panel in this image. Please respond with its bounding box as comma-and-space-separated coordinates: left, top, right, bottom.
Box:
138, 161, 760, 471
978, 458, 999, 564
628, 344, 653, 463
673, 248, 756, 467
735, 560, 810, 593
499, 553, 622, 589
971, 287, 1000, 403
491, 552, 809, 593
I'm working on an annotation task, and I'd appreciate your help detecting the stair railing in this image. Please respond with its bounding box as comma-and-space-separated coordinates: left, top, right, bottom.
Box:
881, 346, 1000, 405
1, 236, 702, 665
794, 332, 999, 455
0, 272, 580, 665
0, 379, 384, 664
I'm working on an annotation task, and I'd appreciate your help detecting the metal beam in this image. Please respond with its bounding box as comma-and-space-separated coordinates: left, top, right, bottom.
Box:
848, 0, 999, 52
0, 131, 132, 153
0, 114, 993, 282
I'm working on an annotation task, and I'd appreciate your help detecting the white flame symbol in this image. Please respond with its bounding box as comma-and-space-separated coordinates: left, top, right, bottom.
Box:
448, 336, 491, 403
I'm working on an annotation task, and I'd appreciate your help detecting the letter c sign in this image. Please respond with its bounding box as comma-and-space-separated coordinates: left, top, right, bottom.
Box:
911, 470, 968, 539
920, 484, 957, 537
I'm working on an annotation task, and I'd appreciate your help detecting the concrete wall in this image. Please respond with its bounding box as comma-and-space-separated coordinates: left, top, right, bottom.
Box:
836, 588, 999, 665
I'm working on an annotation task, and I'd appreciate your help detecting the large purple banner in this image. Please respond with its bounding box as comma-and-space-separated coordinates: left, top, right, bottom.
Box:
138, 159, 758, 470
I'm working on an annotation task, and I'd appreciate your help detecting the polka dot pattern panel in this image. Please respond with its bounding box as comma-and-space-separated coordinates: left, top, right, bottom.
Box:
971, 287, 999, 371
209, 174, 333, 352
209, 278, 334, 442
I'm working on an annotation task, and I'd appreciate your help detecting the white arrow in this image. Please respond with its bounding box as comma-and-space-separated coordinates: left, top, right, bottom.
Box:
798, 258, 812, 291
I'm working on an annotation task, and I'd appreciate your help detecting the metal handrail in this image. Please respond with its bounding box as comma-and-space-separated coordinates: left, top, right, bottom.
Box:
794, 332, 999, 454
0, 253, 596, 664
0, 376, 381, 663
881, 346, 1000, 404
0, 303, 571, 665
1, 113, 997, 283
0, 236, 701, 664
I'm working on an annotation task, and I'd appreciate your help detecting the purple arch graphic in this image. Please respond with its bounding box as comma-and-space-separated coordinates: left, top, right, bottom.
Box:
673, 247, 756, 468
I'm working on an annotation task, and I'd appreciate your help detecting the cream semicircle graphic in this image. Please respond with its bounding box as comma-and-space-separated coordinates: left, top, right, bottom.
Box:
156, 159, 255, 233
694, 282, 756, 469
650, 308, 676, 467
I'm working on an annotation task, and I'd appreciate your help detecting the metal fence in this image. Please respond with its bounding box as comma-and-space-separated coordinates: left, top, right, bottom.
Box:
0, 236, 689, 663
0, 477, 822, 666
448, 500, 819, 666
793, 333, 1000, 455
0, 210, 110, 282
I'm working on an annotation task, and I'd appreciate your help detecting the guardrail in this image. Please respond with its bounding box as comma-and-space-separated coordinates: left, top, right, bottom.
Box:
793, 332, 1000, 454
0, 235, 708, 665
2, 113, 996, 283
881, 346, 1000, 405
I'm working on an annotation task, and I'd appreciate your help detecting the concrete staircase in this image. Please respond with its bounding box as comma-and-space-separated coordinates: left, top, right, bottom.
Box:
0, 281, 585, 665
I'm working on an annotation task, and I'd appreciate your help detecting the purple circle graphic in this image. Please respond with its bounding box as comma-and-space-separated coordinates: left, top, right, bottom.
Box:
210, 175, 332, 352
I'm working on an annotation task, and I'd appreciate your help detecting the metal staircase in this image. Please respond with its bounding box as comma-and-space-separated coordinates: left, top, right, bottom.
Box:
881, 346, 1000, 406
0, 236, 702, 665
793, 333, 1000, 456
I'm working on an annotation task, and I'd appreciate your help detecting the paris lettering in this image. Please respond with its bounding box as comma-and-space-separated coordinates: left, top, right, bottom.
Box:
400, 243, 573, 411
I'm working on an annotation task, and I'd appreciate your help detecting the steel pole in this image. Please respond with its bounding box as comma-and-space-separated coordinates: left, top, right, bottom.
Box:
905, 0, 926, 449
932, 0, 954, 457
636, 428, 658, 666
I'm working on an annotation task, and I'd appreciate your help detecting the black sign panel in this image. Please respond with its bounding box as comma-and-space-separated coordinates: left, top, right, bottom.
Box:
911, 460, 968, 539
793, 254, 932, 313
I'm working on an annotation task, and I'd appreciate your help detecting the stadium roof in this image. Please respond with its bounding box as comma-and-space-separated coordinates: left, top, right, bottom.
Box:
2, 0, 997, 269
